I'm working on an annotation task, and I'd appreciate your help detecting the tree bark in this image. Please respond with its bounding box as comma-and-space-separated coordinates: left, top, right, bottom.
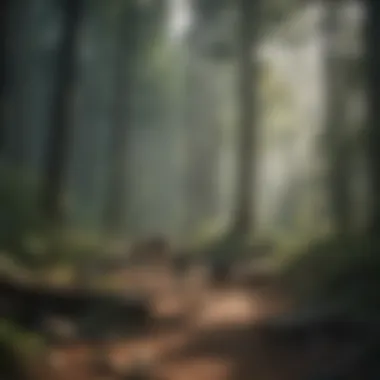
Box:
103, 7, 136, 234
232, 0, 259, 237
323, 0, 351, 234
365, 0, 380, 235
42, 0, 84, 225
184, 55, 200, 233
0, 0, 9, 153
184, 52, 218, 233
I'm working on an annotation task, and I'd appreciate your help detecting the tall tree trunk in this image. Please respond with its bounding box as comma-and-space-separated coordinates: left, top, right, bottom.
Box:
42, 0, 84, 225
323, 0, 351, 234
184, 45, 199, 234
231, 0, 259, 237
184, 58, 220, 234
0, 0, 9, 152
103, 9, 135, 235
185, 54, 208, 233
365, 0, 380, 235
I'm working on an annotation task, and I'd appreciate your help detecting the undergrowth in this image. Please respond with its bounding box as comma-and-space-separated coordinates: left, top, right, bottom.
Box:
0, 320, 46, 380
279, 235, 380, 314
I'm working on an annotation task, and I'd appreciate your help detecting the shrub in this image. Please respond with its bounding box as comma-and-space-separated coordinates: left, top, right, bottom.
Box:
0, 165, 45, 266
0, 320, 46, 380
280, 234, 380, 313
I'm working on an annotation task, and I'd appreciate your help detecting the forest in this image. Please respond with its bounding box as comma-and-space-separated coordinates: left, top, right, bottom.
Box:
1, 0, 380, 379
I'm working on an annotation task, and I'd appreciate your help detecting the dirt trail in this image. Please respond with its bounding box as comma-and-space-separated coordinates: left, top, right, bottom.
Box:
45, 277, 308, 380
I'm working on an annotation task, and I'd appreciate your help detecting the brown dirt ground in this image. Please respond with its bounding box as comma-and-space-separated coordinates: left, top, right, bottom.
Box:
35, 268, 322, 380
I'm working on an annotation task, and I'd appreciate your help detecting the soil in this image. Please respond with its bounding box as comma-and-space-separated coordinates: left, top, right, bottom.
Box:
24, 267, 350, 380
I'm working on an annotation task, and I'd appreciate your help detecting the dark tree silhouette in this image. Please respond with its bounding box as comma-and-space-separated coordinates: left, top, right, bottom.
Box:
365, 0, 380, 235
0, 0, 10, 152
103, 0, 166, 234
184, 10, 223, 232
103, 5, 137, 234
42, 0, 84, 225
191, 0, 260, 238
183, 52, 200, 232
323, 0, 351, 234
232, 0, 260, 237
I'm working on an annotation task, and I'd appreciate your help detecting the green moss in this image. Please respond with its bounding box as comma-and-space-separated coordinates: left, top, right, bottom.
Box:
0, 320, 45, 380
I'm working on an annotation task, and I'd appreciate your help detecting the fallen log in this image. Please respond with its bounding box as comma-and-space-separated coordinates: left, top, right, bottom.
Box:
0, 276, 152, 339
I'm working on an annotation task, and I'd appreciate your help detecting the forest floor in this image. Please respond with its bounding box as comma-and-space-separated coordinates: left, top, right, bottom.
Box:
37, 267, 338, 380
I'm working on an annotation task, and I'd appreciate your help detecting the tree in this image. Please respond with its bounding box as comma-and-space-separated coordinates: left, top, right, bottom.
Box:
231, 0, 260, 237
42, 0, 84, 226
102, 3, 138, 234
189, 0, 260, 239
183, 49, 200, 233
365, 0, 380, 236
103, 0, 167, 235
322, 0, 351, 234
0, 0, 10, 152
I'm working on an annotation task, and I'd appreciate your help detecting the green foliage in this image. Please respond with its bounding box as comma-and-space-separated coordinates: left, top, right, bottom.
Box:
0, 255, 31, 282
200, 231, 251, 265
38, 228, 105, 269
280, 235, 380, 313
0, 320, 45, 380
0, 165, 106, 270
0, 165, 45, 265
62, 229, 104, 262
192, 217, 228, 247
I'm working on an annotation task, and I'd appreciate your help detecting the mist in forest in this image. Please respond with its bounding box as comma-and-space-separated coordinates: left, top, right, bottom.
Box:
0, 0, 368, 248
4, 1, 380, 380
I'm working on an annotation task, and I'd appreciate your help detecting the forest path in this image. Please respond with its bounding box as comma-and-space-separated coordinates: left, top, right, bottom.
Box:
44, 271, 312, 380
